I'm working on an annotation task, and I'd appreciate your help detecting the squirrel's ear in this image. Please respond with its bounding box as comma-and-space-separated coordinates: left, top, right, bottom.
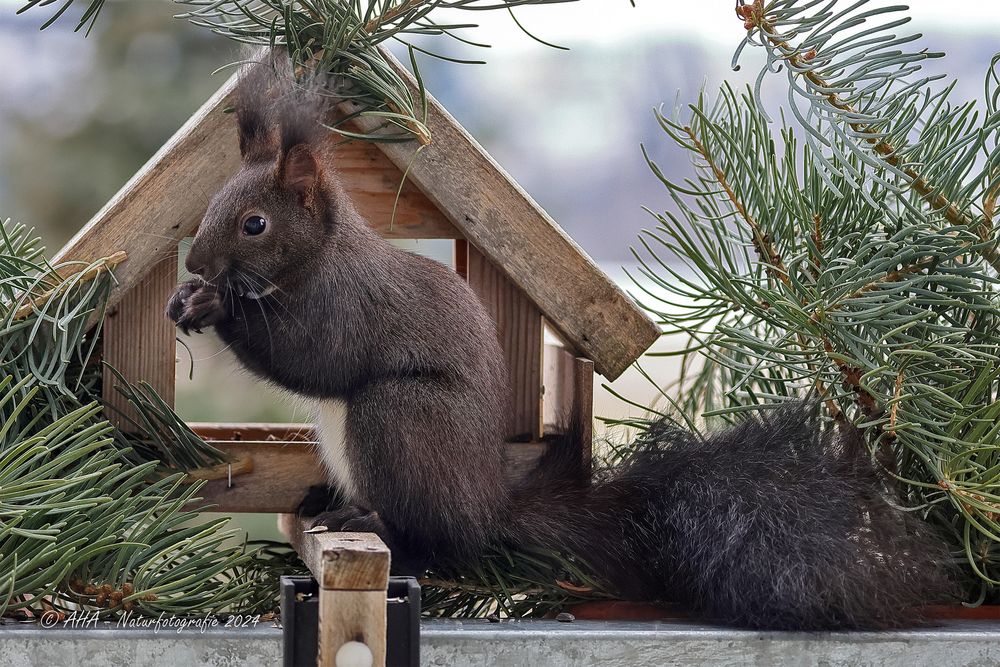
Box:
278, 144, 320, 202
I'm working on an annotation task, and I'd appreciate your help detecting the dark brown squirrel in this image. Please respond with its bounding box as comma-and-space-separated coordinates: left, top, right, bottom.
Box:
166, 59, 955, 629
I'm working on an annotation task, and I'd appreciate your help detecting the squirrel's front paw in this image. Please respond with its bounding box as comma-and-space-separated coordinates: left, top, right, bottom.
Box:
166, 280, 227, 334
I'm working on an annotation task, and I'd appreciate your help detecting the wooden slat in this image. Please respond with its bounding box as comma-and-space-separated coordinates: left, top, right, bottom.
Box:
191, 441, 326, 513
543, 344, 595, 474
279, 515, 389, 667
190, 422, 316, 442
52, 70, 459, 312
192, 425, 549, 513
191, 423, 324, 512
102, 257, 177, 428
280, 515, 390, 590
342, 49, 661, 380
466, 245, 543, 441
327, 137, 459, 239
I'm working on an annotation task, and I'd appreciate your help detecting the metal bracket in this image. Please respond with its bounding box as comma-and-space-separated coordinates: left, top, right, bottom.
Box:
280, 575, 420, 667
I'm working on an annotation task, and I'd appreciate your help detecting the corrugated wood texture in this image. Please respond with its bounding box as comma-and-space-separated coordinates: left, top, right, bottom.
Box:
102, 258, 177, 429
463, 244, 543, 441
327, 137, 458, 239
343, 48, 661, 380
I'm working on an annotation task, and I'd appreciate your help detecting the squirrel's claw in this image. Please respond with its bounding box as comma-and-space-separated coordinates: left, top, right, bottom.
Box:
166, 280, 227, 334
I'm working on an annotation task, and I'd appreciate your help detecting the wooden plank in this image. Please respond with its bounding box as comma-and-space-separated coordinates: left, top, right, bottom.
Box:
192, 425, 549, 513
319, 589, 387, 667
279, 515, 389, 667
574, 356, 595, 475
190, 441, 326, 513
343, 49, 661, 380
102, 257, 177, 427
52, 70, 459, 312
543, 344, 595, 474
190, 423, 323, 513
190, 422, 316, 442
466, 245, 543, 441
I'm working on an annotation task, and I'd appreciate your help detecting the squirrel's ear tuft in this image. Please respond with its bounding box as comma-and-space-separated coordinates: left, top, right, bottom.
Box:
235, 56, 282, 163
236, 102, 274, 162
279, 144, 320, 202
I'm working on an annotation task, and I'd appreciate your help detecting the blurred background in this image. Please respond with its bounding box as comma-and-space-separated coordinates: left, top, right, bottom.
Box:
2, 0, 998, 432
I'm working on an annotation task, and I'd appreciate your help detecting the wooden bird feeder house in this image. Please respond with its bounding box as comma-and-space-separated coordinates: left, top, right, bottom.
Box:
52, 49, 659, 665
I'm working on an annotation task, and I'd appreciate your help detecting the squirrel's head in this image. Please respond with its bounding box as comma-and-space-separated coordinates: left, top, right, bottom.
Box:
185, 64, 331, 298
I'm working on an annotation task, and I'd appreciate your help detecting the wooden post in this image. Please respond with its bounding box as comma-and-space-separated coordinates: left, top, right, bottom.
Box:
281, 516, 391, 667
102, 257, 177, 426
464, 244, 544, 441
543, 344, 595, 475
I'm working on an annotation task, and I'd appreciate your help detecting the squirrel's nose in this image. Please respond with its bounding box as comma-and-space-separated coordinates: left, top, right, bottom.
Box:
184, 244, 214, 279
184, 251, 206, 278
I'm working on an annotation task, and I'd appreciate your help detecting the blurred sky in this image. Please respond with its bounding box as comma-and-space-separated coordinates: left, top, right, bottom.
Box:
3, 0, 994, 44
2, 0, 998, 257
2, 0, 999, 426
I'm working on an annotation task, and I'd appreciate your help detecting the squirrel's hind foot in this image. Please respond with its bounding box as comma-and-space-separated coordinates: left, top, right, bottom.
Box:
311, 505, 389, 537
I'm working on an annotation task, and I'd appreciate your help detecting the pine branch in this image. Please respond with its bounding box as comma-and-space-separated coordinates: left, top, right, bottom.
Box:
1, 220, 297, 619
172, 0, 609, 143
11, 250, 126, 321
683, 125, 790, 286
738, 0, 1000, 273
635, 2, 1000, 596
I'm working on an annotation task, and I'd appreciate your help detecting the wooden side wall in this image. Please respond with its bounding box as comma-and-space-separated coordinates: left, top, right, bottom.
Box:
102, 258, 177, 429
458, 242, 544, 441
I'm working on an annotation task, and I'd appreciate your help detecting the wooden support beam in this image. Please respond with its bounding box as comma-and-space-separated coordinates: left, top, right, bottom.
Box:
280, 515, 390, 667
190, 442, 326, 513
453, 239, 468, 280
464, 245, 543, 441
102, 257, 177, 428
344, 49, 661, 380
190, 423, 324, 513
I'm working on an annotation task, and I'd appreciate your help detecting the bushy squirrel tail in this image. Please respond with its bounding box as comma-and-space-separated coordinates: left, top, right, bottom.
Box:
507, 403, 956, 630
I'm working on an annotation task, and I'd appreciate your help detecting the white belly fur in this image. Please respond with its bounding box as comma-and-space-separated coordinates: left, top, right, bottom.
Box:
314, 399, 359, 500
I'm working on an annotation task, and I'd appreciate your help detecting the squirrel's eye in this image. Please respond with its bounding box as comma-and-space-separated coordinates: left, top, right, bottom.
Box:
242, 215, 267, 236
